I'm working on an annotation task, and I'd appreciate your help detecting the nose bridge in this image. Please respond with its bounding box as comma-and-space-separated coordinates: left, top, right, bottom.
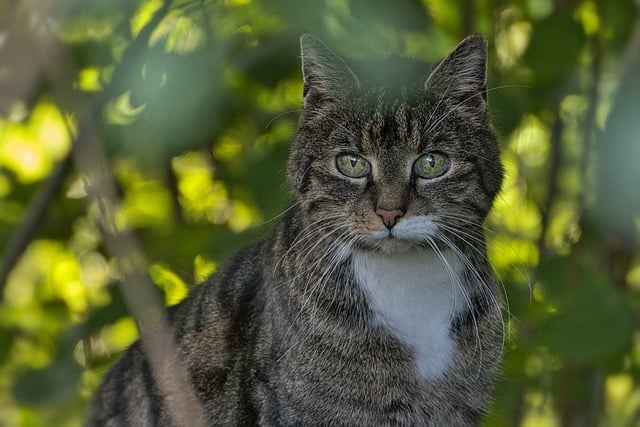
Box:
368, 109, 411, 211
375, 159, 409, 211
377, 182, 408, 211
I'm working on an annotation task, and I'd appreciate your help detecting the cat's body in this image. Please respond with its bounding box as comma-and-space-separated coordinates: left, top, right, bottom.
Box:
88, 34, 504, 426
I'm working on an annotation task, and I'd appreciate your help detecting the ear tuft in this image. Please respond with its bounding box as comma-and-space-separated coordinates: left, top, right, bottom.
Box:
425, 34, 488, 108
300, 34, 361, 106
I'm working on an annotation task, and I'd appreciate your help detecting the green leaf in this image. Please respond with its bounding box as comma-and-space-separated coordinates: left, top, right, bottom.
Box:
349, 0, 429, 32
12, 326, 85, 407
13, 358, 82, 406
0, 328, 15, 365
85, 284, 129, 333
538, 257, 635, 364
523, 11, 585, 88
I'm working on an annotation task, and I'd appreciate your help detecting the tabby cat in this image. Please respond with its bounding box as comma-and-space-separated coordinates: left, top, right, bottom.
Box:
87, 33, 504, 426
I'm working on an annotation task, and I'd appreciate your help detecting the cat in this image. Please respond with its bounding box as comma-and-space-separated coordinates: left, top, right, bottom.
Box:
87, 33, 505, 426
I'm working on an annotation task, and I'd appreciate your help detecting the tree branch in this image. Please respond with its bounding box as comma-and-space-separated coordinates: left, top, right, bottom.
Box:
0, 152, 72, 299
536, 104, 564, 260
17, 1, 208, 425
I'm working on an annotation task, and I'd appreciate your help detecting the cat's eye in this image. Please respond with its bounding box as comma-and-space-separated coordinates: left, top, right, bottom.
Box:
413, 152, 450, 179
336, 154, 371, 178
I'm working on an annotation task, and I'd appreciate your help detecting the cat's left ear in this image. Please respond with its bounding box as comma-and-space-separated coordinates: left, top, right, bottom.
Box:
425, 34, 488, 109
300, 34, 361, 108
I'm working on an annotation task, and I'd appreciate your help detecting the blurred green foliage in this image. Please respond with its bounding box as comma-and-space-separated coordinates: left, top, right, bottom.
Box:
1, 0, 639, 425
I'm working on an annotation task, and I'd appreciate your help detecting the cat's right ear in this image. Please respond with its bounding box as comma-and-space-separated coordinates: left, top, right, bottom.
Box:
300, 34, 361, 108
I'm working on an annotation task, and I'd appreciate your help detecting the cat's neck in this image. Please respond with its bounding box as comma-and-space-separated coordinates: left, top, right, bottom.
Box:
352, 249, 466, 380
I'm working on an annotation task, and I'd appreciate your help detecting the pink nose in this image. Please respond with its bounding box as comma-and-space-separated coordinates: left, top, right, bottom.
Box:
376, 208, 404, 229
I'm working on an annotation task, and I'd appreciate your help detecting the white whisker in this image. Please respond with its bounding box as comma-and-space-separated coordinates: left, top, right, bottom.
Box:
431, 229, 506, 367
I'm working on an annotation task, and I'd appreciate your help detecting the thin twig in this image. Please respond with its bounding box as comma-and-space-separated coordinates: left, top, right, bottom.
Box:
0, 152, 72, 298
536, 104, 564, 260
576, 28, 603, 218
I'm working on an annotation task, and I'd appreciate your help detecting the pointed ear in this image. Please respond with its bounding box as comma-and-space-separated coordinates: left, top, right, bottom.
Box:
425, 34, 488, 109
300, 34, 361, 107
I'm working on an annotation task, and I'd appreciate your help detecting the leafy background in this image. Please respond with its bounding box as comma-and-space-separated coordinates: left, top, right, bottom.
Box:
1, 0, 639, 425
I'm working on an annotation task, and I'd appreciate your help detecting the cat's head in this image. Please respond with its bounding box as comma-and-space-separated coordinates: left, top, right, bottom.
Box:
287, 34, 503, 254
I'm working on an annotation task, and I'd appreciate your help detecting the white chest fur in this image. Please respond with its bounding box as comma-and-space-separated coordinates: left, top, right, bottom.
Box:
352, 249, 465, 380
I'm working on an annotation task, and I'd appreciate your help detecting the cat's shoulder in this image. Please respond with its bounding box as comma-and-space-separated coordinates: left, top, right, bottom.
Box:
168, 238, 271, 334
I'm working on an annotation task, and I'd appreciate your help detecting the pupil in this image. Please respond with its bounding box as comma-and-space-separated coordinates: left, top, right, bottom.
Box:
427, 155, 435, 167
350, 156, 358, 167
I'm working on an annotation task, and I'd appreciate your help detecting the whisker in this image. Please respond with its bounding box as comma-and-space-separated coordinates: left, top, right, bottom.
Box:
431, 229, 506, 365
273, 213, 347, 274
423, 84, 529, 139
420, 238, 482, 368
254, 202, 300, 228
265, 109, 303, 129
423, 94, 483, 139
433, 213, 519, 329
277, 226, 354, 362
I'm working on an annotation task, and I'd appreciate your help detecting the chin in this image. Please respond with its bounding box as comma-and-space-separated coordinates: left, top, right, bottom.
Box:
359, 237, 424, 255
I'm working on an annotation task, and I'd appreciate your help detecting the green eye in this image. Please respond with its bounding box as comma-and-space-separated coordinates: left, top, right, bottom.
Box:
413, 152, 450, 179
336, 153, 371, 178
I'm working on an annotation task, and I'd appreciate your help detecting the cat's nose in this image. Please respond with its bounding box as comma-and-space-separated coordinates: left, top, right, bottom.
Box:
376, 208, 405, 229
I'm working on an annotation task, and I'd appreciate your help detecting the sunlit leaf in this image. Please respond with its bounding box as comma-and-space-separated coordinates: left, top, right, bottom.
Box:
575, 1, 601, 36
78, 68, 103, 92
194, 254, 217, 283
104, 91, 147, 125
605, 374, 640, 425
495, 18, 532, 70
117, 180, 173, 230
101, 317, 139, 353
0, 100, 71, 183
151, 12, 206, 53
149, 262, 189, 305
131, 0, 164, 38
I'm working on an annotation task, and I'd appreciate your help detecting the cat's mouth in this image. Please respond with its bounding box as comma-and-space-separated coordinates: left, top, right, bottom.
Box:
362, 229, 424, 254
359, 215, 437, 253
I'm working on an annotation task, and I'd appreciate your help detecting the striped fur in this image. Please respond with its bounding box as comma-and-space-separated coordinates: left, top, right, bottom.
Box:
87, 34, 504, 426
